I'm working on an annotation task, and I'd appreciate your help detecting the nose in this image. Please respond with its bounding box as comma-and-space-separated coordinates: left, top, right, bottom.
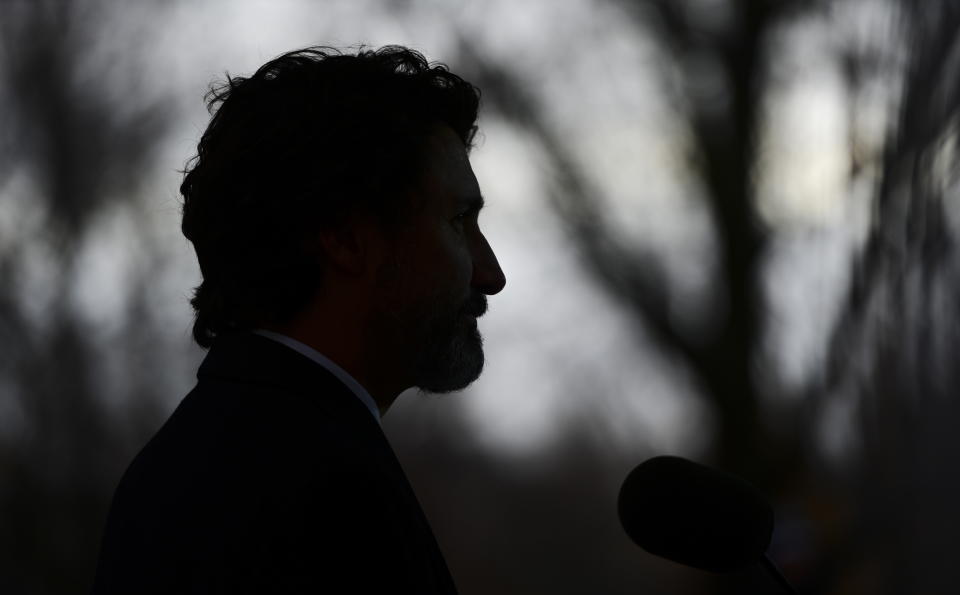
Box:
471, 231, 506, 296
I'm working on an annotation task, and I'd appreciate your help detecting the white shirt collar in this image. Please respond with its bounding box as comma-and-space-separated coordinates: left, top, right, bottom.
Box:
251, 329, 381, 424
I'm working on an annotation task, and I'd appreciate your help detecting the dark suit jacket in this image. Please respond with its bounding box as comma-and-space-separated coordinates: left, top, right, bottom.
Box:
92, 331, 458, 594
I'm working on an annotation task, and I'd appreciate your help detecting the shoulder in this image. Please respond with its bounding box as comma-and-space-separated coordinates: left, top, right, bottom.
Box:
128, 373, 383, 491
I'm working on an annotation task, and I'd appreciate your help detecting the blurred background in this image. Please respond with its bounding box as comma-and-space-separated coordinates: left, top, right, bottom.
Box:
2, 0, 960, 593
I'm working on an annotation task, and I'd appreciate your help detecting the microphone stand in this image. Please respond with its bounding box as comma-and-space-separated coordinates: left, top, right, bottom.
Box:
760, 555, 798, 595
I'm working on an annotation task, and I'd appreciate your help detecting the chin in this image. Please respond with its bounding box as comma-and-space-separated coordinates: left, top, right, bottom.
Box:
415, 332, 485, 394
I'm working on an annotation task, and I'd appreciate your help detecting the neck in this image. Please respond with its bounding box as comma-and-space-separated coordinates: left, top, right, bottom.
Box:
259, 306, 406, 415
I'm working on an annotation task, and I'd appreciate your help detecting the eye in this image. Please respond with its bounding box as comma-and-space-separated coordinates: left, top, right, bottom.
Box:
450, 205, 481, 232
451, 211, 469, 227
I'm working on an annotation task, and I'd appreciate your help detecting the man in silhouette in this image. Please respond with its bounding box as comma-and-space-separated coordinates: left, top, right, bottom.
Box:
92, 46, 505, 594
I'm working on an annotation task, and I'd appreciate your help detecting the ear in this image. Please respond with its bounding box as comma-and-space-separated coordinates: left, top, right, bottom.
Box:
313, 224, 367, 276
312, 216, 388, 276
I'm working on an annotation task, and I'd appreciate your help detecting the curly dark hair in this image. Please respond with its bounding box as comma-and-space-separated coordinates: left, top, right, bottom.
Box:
180, 45, 481, 349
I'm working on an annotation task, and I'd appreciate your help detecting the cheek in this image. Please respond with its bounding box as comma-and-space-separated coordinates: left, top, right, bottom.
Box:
428, 227, 472, 280
401, 223, 474, 300
446, 236, 475, 289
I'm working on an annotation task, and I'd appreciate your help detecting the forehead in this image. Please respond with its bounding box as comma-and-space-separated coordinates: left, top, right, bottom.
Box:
417, 125, 479, 202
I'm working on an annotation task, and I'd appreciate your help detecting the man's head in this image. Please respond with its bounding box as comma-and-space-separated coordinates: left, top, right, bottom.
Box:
180, 46, 505, 400
367, 124, 505, 394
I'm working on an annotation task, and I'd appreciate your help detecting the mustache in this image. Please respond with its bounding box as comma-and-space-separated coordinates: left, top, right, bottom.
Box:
462, 294, 488, 317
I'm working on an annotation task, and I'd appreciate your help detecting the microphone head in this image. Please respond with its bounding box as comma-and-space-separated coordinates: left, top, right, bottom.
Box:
617, 455, 774, 573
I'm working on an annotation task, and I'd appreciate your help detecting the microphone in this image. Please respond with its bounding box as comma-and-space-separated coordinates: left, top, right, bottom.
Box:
618, 456, 797, 593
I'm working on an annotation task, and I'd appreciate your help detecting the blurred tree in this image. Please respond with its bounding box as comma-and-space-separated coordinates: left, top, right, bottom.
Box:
458, 0, 802, 491
2, 0, 957, 593
0, 1, 171, 592
444, 0, 960, 593
822, 1, 960, 592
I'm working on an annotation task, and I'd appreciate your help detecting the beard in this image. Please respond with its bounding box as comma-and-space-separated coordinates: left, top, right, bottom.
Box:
372, 261, 487, 394
410, 301, 486, 393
